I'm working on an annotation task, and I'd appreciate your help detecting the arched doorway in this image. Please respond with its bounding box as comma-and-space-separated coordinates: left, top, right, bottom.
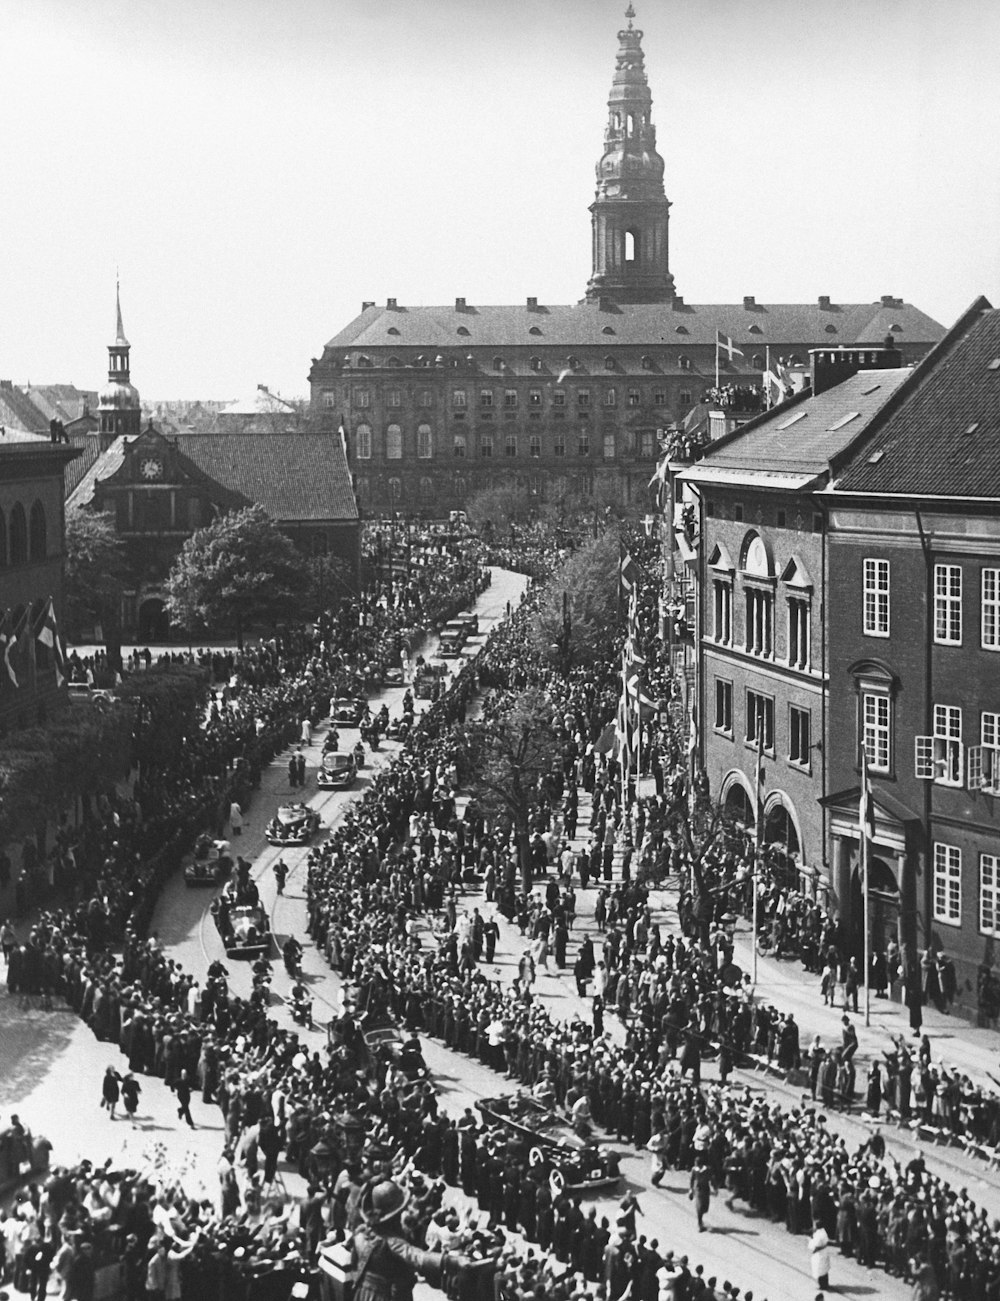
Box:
761, 794, 803, 890
724, 784, 754, 826
851, 854, 900, 953
137, 598, 170, 642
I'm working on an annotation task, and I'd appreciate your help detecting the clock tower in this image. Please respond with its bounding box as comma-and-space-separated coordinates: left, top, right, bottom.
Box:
97, 283, 142, 450
585, 5, 676, 304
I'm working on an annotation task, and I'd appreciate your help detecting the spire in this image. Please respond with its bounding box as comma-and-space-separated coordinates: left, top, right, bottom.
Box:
584, 6, 676, 304
114, 278, 129, 348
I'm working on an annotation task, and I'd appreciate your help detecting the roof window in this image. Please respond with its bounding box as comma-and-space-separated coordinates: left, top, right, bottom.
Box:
674, 325, 688, 334
602, 325, 615, 335
387, 327, 400, 336
776, 409, 807, 430
457, 326, 470, 336
826, 411, 859, 431
965, 422, 980, 435
889, 323, 903, 332
748, 324, 763, 334
867, 449, 885, 464
988, 358, 1000, 371
861, 383, 881, 395
529, 326, 543, 335
825, 324, 837, 334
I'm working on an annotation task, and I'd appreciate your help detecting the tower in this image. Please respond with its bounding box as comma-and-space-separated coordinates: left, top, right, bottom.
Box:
97, 282, 142, 450
585, 4, 676, 304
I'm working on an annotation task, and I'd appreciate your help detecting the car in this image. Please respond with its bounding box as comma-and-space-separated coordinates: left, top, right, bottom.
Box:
67, 683, 115, 703
437, 620, 468, 657
317, 751, 358, 790
456, 611, 480, 637
184, 834, 233, 886
265, 802, 321, 845
222, 903, 271, 959
331, 697, 367, 727
414, 662, 448, 700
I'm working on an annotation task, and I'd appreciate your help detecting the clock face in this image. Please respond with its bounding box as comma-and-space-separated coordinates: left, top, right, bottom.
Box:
140, 458, 163, 481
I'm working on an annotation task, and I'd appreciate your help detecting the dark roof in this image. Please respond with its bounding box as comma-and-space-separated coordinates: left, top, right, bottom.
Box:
323, 299, 944, 353
66, 437, 129, 510
63, 436, 104, 496
835, 300, 1000, 497
180, 432, 357, 522
683, 368, 910, 487
23, 385, 97, 424
0, 382, 49, 435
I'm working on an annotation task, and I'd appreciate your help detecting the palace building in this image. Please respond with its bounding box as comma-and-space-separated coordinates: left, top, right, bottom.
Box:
308, 5, 944, 519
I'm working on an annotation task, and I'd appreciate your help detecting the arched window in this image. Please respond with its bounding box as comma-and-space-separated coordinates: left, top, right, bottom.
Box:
9, 504, 27, 564
355, 423, 372, 459
419, 477, 433, 500
386, 424, 403, 459
417, 423, 433, 459
492, 356, 504, 371
679, 355, 691, 371
388, 477, 402, 503
751, 354, 765, 370
741, 530, 773, 577
625, 230, 638, 262
29, 501, 46, 561
641, 355, 653, 370
530, 356, 542, 371
604, 355, 616, 370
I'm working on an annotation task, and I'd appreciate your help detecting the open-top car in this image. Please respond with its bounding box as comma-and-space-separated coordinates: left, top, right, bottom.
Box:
317, 750, 358, 790
265, 802, 321, 846
184, 833, 233, 886
331, 697, 367, 727
414, 662, 448, 700
529, 1142, 622, 1196
222, 903, 271, 959
437, 620, 468, 658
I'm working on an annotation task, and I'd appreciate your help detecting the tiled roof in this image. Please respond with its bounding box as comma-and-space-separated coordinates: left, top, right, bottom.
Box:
323, 299, 944, 353
63, 436, 104, 497
835, 301, 1000, 497
66, 437, 129, 510
180, 433, 357, 522
0, 382, 49, 435
23, 385, 97, 424
685, 369, 911, 485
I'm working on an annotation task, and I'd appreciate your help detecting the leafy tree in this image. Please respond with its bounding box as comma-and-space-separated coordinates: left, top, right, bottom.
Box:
116, 664, 210, 773
453, 687, 560, 894
64, 506, 127, 668
530, 530, 621, 670
164, 505, 307, 648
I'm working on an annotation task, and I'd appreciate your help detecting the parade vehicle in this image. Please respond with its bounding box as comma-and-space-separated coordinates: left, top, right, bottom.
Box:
183, 833, 233, 886
456, 611, 480, 637
476, 1093, 608, 1151
331, 697, 367, 727
414, 661, 448, 700
221, 903, 271, 959
528, 1142, 622, 1196
477, 1095, 621, 1193
437, 620, 468, 657
265, 801, 321, 845
317, 750, 358, 790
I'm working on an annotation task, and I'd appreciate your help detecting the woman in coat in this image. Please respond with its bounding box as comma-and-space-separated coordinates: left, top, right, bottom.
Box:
809, 1225, 832, 1290
100, 1067, 120, 1120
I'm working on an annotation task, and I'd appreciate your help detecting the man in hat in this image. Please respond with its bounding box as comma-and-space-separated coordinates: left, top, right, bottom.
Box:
352, 1178, 470, 1301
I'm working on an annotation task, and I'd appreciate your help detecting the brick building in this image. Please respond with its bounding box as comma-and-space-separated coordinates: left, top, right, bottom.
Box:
308, 6, 943, 518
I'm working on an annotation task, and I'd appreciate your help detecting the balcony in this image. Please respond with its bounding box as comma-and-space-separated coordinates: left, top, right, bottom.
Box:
703, 383, 766, 414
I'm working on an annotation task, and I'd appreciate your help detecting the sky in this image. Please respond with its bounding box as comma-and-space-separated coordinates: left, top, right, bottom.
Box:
2, 0, 999, 400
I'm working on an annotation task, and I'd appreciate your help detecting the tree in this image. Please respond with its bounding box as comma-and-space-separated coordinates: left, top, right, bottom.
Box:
164, 505, 307, 648
453, 688, 560, 894
116, 665, 210, 774
530, 530, 621, 670
64, 506, 128, 668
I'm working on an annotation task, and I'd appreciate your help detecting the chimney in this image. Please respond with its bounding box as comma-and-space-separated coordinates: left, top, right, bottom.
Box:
818, 295, 831, 309
743, 295, 756, 309
672, 295, 685, 308
810, 341, 905, 396
880, 294, 902, 307
526, 296, 538, 310
387, 297, 398, 309
455, 297, 467, 310
362, 301, 375, 311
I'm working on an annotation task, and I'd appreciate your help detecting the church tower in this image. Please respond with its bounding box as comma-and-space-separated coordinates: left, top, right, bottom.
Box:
97, 283, 142, 450
585, 5, 676, 304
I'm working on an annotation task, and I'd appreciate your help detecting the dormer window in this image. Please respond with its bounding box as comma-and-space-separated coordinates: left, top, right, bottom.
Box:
568, 356, 580, 370
604, 355, 616, 370
529, 325, 543, 335
530, 356, 542, 371
641, 355, 653, 370
387, 327, 400, 336
492, 356, 504, 371
602, 325, 616, 335
679, 355, 691, 371
457, 326, 470, 336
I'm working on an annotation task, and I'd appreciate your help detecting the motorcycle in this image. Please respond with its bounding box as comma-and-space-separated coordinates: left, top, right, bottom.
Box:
290, 988, 313, 1027
283, 939, 303, 979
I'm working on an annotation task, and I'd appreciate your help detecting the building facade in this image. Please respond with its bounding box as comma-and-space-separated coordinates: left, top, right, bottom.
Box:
308, 7, 944, 518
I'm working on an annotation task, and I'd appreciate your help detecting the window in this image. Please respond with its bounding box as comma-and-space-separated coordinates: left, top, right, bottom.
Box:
529, 389, 542, 407
933, 842, 962, 925
713, 580, 732, 644
679, 355, 691, 371
419, 390, 433, 408
603, 433, 615, 460
355, 423, 372, 459
388, 477, 401, 503
981, 854, 1000, 936
553, 390, 566, 407
387, 389, 401, 408
353, 388, 370, 408
862, 694, 891, 772
553, 433, 565, 458
745, 589, 773, 657
504, 433, 517, 458
653, 390, 666, 406
861, 559, 890, 636
640, 431, 655, 457
504, 389, 518, 408
787, 598, 810, 669
934, 563, 962, 643
680, 390, 692, 406
322, 391, 336, 409
529, 434, 541, 458
453, 433, 467, 458
386, 424, 403, 459
789, 706, 811, 765
480, 390, 494, 408
577, 433, 590, 457
479, 434, 493, 458
417, 423, 433, 459
970, 712, 1000, 794
746, 690, 774, 751
983, 569, 1000, 649
917, 705, 963, 783
627, 388, 641, 407
604, 388, 617, 407
28, 501, 46, 561
734, 504, 744, 522
577, 389, 591, 408
419, 476, 433, 500
492, 357, 504, 372
452, 389, 467, 408
715, 679, 733, 734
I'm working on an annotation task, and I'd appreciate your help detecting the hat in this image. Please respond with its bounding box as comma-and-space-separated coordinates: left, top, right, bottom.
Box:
361, 1179, 411, 1226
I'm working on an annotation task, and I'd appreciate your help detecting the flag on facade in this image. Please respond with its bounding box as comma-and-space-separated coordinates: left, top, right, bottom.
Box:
1, 608, 25, 689
619, 545, 639, 599
36, 596, 66, 686
716, 330, 743, 361
687, 703, 698, 759
859, 751, 876, 842
648, 453, 669, 509
337, 417, 348, 458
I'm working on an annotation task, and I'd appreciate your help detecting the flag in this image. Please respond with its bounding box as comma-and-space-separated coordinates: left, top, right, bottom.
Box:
619, 545, 639, 599
1, 607, 26, 689
337, 417, 348, 458
687, 704, 698, 759
716, 330, 743, 361
859, 752, 876, 842
647, 454, 669, 509
36, 596, 66, 687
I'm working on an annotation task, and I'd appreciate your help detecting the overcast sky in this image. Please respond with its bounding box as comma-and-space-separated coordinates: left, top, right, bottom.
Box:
3, 0, 999, 400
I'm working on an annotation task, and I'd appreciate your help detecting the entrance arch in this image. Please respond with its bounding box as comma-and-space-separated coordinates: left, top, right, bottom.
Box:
137, 598, 170, 642
851, 854, 900, 953
720, 769, 755, 829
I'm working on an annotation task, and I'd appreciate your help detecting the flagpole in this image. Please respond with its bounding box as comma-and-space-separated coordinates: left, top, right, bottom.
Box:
752, 713, 764, 986
863, 825, 871, 1028
715, 338, 720, 389
765, 346, 771, 409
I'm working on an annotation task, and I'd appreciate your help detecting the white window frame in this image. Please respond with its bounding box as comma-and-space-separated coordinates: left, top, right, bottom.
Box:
385, 424, 403, 460
862, 693, 891, 773
933, 842, 962, 926
417, 424, 433, 459
863, 558, 890, 637
387, 389, 402, 409
353, 388, 370, 409
968, 712, 1000, 794
934, 563, 962, 645
603, 432, 616, 461
934, 704, 963, 785
452, 389, 467, 408
983, 568, 1000, 650
355, 423, 372, 460
981, 853, 1000, 936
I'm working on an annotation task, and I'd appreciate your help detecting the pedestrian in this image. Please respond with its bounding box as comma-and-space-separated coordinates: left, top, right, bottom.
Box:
274, 859, 289, 895
300, 717, 312, 746
906, 968, 923, 1038
174, 1070, 195, 1128
229, 800, 243, 837
121, 1073, 141, 1127
689, 1159, 714, 1232
809, 1225, 832, 1290
592, 995, 604, 1037
295, 750, 307, 787
288, 754, 298, 788
0, 920, 15, 964
841, 1015, 858, 1064
844, 957, 860, 1013
100, 1066, 120, 1120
